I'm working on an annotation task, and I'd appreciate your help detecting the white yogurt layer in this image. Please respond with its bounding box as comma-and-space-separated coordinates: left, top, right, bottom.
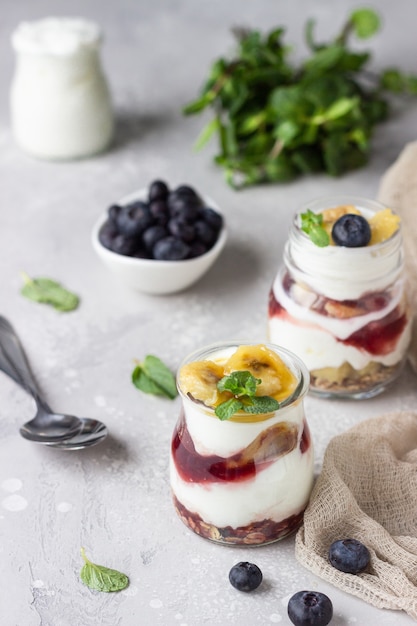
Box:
268, 314, 412, 371
170, 443, 314, 529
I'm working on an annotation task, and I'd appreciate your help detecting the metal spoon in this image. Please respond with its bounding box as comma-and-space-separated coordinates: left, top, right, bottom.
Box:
0, 316, 107, 448
45, 418, 108, 450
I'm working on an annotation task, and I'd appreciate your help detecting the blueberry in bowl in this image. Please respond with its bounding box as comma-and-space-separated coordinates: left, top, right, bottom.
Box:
92, 180, 227, 294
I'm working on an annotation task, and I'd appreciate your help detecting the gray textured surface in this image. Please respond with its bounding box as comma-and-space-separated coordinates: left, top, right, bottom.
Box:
1, 1, 417, 625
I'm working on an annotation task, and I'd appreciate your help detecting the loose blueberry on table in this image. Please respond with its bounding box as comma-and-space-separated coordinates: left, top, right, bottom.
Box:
288, 590, 333, 626
98, 180, 224, 261
228, 562, 263, 592
328, 538, 370, 574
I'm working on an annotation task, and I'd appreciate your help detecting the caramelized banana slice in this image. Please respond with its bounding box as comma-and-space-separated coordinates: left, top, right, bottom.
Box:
369, 208, 400, 245
179, 360, 226, 407
320, 205, 360, 241
223, 344, 297, 401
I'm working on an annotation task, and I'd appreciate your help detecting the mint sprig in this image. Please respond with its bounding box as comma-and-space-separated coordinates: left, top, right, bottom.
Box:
215, 370, 280, 420
80, 547, 129, 593
183, 8, 417, 189
300, 209, 330, 247
20, 272, 79, 312
132, 355, 177, 399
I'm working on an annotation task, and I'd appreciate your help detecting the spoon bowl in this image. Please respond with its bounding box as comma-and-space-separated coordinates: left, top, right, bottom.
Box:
45, 418, 108, 450
0, 316, 107, 448
19, 405, 83, 442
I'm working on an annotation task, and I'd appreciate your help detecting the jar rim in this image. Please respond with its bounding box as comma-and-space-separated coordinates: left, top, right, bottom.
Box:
177, 341, 310, 414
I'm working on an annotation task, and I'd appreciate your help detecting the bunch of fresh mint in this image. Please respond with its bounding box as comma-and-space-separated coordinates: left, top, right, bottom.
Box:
183, 9, 417, 189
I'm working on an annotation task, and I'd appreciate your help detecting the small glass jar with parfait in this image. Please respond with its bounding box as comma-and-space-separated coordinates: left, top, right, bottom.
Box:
268, 196, 411, 399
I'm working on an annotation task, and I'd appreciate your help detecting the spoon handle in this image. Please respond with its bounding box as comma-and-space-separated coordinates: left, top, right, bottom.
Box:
0, 316, 51, 410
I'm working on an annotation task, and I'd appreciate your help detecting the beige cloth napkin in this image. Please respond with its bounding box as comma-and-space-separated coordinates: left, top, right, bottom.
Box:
377, 141, 417, 373
295, 411, 417, 620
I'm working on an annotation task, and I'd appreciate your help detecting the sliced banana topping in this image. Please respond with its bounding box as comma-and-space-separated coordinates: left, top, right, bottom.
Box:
223, 344, 297, 400
178, 360, 225, 407
179, 344, 298, 407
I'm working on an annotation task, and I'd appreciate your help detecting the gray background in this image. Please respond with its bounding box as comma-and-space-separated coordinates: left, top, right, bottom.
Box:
1, 1, 416, 624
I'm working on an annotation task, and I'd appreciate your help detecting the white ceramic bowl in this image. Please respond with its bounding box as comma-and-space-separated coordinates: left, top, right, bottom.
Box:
91, 188, 227, 295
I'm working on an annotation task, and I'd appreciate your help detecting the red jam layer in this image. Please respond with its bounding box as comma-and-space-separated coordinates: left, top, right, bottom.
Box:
172, 493, 305, 545
268, 288, 407, 357
172, 412, 311, 484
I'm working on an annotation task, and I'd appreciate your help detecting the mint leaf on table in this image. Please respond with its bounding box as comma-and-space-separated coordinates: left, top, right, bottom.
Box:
214, 370, 279, 420
80, 548, 129, 593
300, 210, 330, 247
132, 355, 177, 399
20, 272, 79, 312
183, 8, 417, 189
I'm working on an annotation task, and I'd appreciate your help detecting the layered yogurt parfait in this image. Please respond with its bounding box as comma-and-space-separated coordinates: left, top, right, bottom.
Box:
170, 342, 314, 546
268, 196, 412, 399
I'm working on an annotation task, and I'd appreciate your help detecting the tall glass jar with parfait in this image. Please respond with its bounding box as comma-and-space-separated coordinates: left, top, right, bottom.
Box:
170, 342, 314, 546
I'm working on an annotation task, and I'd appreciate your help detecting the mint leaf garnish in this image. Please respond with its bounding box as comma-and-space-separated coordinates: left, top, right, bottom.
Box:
80, 547, 129, 593
215, 397, 245, 421
300, 210, 330, 247
132, 355, 177, 399
20, 272, 79, 311
242, 396, 280, 414
217, 370, 260, 397
214, 370, 279, 420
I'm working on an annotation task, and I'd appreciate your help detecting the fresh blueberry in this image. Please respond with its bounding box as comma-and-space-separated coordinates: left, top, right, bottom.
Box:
328, 538, 370, 574
148, 179, 169, 201
98, 221, 118, 250
194, 220, 216, 246
288, 590, 333, 626
149, 199, 169, 226
110, 234, 138, 256
153, 236, 190, 260
199, 206, 223, 232
107, 204, 122, 225
142, 225, 168, 251
228, 562, 263, 592
167, 194, 200, 221
132, 246, 151, 259
173, 184, 200, 199
331, 214, 371, 247
188, 240, 208, 258
168, 218, 195, 242
117, 202, 153, 237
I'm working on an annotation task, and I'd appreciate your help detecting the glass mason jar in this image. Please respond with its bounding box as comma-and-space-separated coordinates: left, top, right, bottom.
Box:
10, 17, 114, 160
169, 342, 314, 546
268, 196, 412, 399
